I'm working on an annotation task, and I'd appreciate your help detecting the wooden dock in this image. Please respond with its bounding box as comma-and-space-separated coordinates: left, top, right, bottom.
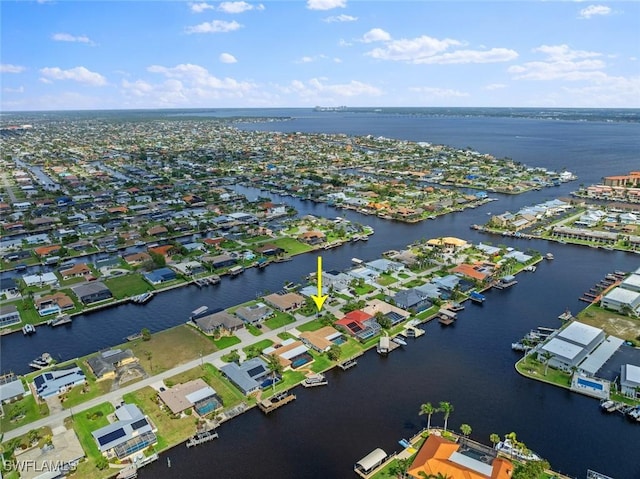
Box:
338, 353, 362, 370
186, 430, 218, 448
258, 392, 296, 414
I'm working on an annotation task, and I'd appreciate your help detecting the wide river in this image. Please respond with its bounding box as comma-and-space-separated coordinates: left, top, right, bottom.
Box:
1, 110, 639, 478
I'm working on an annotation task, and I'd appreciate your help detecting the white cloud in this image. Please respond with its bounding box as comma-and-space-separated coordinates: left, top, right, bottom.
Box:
281, 77, 381, 98
39, 66, 107, 86
560, 75, 640, 107
300, 56, 314, 63
307, 0, 346, 11
3, 86, 25, 93
1, 64, 26, 73
219, 53, 238, 63
189, 2, 214, 13
409, 86, 469, 98
295, 54, 328, 64
509, 44, 604, 80
366, 35, 461, 61
121, 63, 259, 107
218, 1, 261, 13
578, 4, 612, 19
362, 30, 517, 65
324, 14, 357, 23
484, 83, 507, 90
52, 32, 95, 44
185, 20, 242, 34
362, 28, 391, 43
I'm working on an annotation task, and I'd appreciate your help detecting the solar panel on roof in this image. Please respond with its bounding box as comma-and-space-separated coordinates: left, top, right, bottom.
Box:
97, 428, 126, 446
247, 366, 265, 377
131, 418, 148, 430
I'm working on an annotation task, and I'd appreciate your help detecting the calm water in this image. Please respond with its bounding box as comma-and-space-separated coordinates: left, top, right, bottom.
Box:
2, 110, 639, 478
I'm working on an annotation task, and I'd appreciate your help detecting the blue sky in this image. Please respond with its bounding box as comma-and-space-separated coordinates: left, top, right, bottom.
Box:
1, 1, 639, 110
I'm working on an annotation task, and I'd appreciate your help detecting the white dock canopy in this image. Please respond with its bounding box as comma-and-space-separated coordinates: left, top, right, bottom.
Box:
355, 448, 387, 473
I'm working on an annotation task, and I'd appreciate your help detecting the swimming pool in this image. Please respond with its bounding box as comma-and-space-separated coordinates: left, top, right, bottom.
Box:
577, 377, 603, 390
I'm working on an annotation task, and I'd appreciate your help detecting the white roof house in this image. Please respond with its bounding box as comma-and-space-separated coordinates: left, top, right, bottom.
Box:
557, 322, 605, 349
620, 274, 640, 293
620, 364, 640, 398
23, 272, 59, 287
540, 338, 585, 368
600, 287, 640, 313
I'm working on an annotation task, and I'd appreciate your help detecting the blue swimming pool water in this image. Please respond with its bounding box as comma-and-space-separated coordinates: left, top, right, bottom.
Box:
578, 378, 603, 390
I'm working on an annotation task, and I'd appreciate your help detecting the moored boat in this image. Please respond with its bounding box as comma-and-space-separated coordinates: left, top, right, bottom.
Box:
22, 323, 36, 335
495, 439, 541, 461
29, 352, 54, 369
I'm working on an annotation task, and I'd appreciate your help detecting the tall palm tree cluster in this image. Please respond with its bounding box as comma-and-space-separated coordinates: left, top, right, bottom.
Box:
418, 401, 454, 431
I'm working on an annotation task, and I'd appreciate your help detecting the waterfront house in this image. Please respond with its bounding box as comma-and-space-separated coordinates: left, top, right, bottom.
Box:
219, 357, 270, 395
620, 364, 640, 399
264, 292, 304, 312
0, 304, 21, 328
363, 299, 411, 326
146, 225, 168, 237
123, 252, 152, 266
365, 258, 404, 273
321, 270, 352, 292
171, 260, 206, 276
158, 378, 221, 416
91, 403, 157, 461
202, 253, 236, 269
193, 310, 244, 336
59, 263, 91, 279
72, 281, 113, 305
35, 292, 75, 316
426, 236, 469, 254
600, 287, 640, 314
335, 310, 381, 341
263, 339, 313, 370
235, 302, 273, 325
407, 434, 513, 479
255, 243, 285, 256
143, 267, 177, 285
86, 349, 137, 381
0, 374, 27, 403
23, 272, 59, 287
393, 288, 432, 312
298, 231, 326, 245
620, 273, 640, 293
538, 322, 607, 373
33, 366, 86, 399
299, 326, 343, 353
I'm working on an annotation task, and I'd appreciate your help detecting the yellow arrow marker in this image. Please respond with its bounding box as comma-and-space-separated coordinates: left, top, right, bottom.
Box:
311, 256, 329, 312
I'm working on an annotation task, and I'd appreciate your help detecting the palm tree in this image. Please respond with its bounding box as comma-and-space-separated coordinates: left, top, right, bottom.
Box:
388, 458, 410, 479
266, 354, 283, 393
438, 401, 453, 432
419, 402, 438, 431
541, 351, 554, 376
459, 423, 472, 439
490, 433, 500, 448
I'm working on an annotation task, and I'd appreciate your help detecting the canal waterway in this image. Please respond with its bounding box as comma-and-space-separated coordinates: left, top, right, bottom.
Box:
1, 110, 639, 478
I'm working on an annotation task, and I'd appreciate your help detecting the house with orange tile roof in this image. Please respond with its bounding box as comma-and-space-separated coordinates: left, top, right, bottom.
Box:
298, 231, 326, 245
147, 225, 168, 237
451, 263, 492, 282
35, 292, 75, 316
148, 244, 174, 258
407, 434, 513, 479
299, 326, 343, 353
107, 206, 128, 214
60, 263, 91, 279
335, 310, 381, 341
33, 244, 62, 257
263, 292, 304, 312
263, 339, 312, 370
123, 252, 152, 266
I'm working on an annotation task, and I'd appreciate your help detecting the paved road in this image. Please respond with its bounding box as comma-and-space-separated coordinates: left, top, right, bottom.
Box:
2, 314, 318, 441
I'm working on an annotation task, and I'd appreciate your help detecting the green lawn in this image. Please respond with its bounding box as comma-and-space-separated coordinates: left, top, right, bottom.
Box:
296, 318, 325, 332
245, 324, 263, 336
308, 351, 333, 373
377, 273, 398, 286
103, 274, 151, 299
516, 355, 572, 388
354, 283, 377, 295
60, 368, 114, 410
271, 237, 313, 255
339, 337, 364, 359
263, 370, 306, 398
0, 393, 50, 432
243, 339, 274, 356
264, 311, 296, 330
71, 402, 114, 463
212, 335, 241, 350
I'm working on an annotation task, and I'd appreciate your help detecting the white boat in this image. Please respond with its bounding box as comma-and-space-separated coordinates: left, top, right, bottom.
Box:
600, 400, 617, 412
392, 336, 407, 346
22, 323, 36, 335
495, 439, 541, 461
545, 253, 554, 260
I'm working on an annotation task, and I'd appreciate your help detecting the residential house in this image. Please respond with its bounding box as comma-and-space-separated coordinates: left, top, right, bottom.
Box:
363, 299, 410, 326
263, 339, 312, 370
0, 374, 27, 403
335, 310, 381, 341
600, 287, 640, 314
620, 364, 640, 399
91, 403, 157, 460
298, 231, 326, 245
33, 366, 86, 399
158, 378, 221, 416
537, 322, 606, 373
23, 272, 59, 287
123, 252, 152, 266
147, 225, 168, 237
0, 305, 21, 328
299, 326, 343, 353
219, 357, 270, 395
59, 263, 91, 279
365, 258, 404, 273
263, 292, 304, 312
35, 292, 75, 316
235, 303, 273, 325
143, 267, 177, 285
407, 434, 513, 479
86, 349, 137, 381
255, 243, 285, 256
393, 288, 432, 312
193, 310, 244, 336
72, 282, 113, 305
202, 253, 236, 269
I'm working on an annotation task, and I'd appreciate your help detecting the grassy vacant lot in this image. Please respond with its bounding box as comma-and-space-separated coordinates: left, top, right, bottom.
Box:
377, 273, 398, 286
296, 318, 325, 332
577, 306, 640, 343
212, 335, 241, 350
264, 311, 296, 330
127, 325, 218, 374
0, 393, 49, 432
271, 237, 313, 255
516, 355, 572, 388
243, 339, 274, 356
68, 402, 116, 479
103, 273, 151, 299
